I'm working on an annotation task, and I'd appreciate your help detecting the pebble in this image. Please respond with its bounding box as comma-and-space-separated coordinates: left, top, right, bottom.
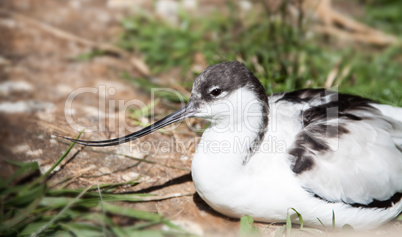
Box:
0, 100, 55, 114
0, 81, 33, 96
13, 144, 30, 153
26, 149, 43, 157
121, 172, 139, 181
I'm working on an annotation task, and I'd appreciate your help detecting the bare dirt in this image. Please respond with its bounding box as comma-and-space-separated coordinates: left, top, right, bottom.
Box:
0, 0, 400, 236
0, 0, 241, 236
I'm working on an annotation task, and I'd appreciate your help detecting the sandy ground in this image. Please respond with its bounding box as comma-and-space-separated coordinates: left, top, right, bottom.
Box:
0, 0, 400, 236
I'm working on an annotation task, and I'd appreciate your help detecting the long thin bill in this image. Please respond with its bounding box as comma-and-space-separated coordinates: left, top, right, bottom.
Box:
58, 104, 196, 147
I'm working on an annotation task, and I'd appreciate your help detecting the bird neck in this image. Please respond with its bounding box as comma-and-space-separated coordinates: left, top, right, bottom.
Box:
205, 88, 269, 164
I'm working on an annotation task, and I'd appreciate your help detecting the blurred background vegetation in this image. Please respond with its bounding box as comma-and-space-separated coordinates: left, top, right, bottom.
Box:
116, 0, 401, 105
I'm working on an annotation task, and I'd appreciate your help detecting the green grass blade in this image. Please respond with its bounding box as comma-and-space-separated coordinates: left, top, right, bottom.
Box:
29, 131, 83, 189
5, 184, 46, 206
97, 181, 106, 236
129, 220, 165, 230
123, 230, 165, 237
86, 179, 140, 191
44, 192, 150, 204
316, 217, 326, 230
42, 131, 84, 178
161, 219, 188, 234
129, 98, 160, 120
290, 208, 304, 229
0, 194, 43, 232
111, 226, 132, 237
39, 196, 96, 209
30, 185, 92, 237
1, 183, 29, 196
1, 161, 39, 188
60, 223, 105, 237
102, 202, 162, 222
239, 215, 260, 237
20, 221, 48, 236
286, 209, 292, 236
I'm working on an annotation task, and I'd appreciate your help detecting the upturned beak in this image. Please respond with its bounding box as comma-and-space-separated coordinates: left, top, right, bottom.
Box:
59, 102, 197, 147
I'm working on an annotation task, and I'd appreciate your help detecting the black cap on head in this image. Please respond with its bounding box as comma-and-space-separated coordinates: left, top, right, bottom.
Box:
191, 61, 267, 105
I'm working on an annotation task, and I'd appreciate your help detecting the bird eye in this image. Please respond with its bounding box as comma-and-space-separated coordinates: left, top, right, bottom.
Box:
210, 88, 222, 97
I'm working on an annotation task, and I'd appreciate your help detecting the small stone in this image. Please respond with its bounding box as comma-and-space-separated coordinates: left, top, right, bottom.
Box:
0, 19, 16, 28
13, 144, 30, 153
0, 100, 54, 114
0, 81, 33, 96
121, 172, 139, 181
26, 149, 43, 157
0, 56, 11, 65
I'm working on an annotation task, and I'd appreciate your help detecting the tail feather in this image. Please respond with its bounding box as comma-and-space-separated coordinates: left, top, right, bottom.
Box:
370, 104, 402, 148
371, 104, 402, 123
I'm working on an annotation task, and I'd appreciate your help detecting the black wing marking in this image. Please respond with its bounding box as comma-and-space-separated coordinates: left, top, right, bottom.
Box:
277, 89, 378, 174
277, 89, 402, 208
308, 189, 402, 209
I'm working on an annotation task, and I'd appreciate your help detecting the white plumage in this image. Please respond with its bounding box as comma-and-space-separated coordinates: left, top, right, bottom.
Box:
63, 61, 402, 229
192, 87, 402, 229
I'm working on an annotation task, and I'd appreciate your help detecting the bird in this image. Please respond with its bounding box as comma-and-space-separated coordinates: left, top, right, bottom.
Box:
61, 61, 402, 230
